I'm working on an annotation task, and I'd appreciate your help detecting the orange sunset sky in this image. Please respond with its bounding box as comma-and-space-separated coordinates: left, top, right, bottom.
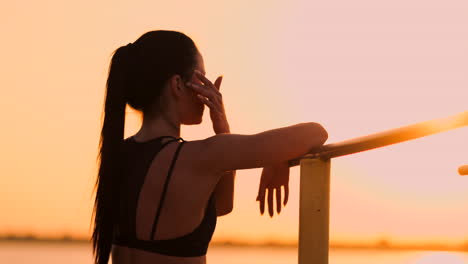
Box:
1, 0, 467, 246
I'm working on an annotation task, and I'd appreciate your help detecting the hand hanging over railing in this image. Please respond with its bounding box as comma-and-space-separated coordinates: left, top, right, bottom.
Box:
256, 161, 290, 217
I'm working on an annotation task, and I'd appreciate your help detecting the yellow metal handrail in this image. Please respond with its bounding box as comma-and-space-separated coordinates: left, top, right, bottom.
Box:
289, 111, 468, 165
292, 111, 467, 264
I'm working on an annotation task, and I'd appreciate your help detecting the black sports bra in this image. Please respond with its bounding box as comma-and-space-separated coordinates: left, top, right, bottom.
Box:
112, 136, 217, 257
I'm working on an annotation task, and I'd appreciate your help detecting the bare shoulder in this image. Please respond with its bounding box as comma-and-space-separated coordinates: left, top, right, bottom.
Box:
177, 139, 217, 174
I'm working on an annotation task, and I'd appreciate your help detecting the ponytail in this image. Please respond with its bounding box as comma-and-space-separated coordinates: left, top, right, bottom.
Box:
91, 30, 199, 264
91, 45, 130, 264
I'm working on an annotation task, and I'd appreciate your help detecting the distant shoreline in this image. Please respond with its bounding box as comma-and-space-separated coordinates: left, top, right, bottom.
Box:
1, 235, 467, 252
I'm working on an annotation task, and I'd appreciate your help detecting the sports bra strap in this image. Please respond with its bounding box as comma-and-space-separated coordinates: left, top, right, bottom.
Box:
150, 139, 186, 239
158, 137, 179, 150
129, 135, 185, 144
158, 136, 181, 141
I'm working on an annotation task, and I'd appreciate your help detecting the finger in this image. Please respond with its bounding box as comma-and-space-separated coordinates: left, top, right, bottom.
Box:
187, 82, 213, 97
196, 94, 216, 110
276, 187, 282, 214
259, 191, 265, 215
284, 185, 289, 206
188, 82, 221, 101
257, 180, 266, 201
214, 76, 223, 91
195, 70, 214, 86
267, 188, 274, 217
257, 184, 265, 215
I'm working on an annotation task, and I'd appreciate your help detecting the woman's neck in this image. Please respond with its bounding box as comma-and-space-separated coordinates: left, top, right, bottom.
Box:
136, 112, 181, 139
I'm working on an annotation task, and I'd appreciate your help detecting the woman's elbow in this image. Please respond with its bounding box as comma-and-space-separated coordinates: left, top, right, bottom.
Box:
308, 122, 328, 145
318, 123, 328, 144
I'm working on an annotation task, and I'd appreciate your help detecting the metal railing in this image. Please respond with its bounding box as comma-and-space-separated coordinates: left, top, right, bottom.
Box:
288, 111, 468, 264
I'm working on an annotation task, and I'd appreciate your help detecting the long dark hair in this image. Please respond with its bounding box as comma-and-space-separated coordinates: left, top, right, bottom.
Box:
91, 30, 199, 264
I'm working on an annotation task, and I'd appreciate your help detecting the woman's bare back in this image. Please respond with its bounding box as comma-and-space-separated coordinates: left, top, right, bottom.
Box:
111, 137, 220, 264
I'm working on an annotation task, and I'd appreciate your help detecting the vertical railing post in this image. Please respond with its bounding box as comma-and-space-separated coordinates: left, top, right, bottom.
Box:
299, 158, 331, 264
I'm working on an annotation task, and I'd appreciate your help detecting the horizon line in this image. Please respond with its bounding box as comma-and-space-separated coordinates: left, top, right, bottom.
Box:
1, 234, 468, 252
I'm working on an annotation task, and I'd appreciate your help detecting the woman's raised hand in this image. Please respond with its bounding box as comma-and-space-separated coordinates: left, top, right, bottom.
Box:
256, 161, 290, 217
186, 70, 230, 134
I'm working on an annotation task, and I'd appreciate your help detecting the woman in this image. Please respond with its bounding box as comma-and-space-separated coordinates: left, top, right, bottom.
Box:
91, 30, 328, 264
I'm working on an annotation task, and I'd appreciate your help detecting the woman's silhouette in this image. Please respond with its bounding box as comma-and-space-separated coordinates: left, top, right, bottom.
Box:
91, 30, 328, 264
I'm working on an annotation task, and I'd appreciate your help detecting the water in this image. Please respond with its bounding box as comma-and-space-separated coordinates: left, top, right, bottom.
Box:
1, 242, 468, 264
